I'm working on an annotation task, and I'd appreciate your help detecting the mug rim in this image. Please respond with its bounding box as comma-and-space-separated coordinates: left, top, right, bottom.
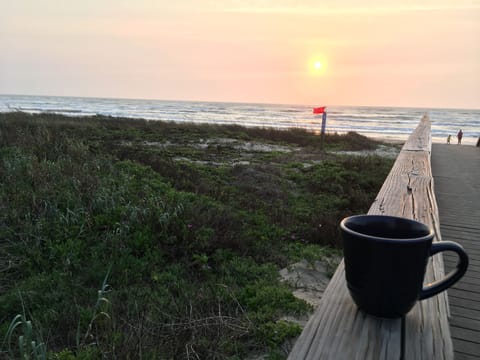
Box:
340, 214, 435, 243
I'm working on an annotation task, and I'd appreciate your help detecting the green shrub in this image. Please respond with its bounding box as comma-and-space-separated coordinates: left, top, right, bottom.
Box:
0, 113, 393, 358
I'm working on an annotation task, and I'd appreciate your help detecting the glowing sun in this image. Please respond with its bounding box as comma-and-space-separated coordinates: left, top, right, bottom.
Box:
309, 56, 327, 75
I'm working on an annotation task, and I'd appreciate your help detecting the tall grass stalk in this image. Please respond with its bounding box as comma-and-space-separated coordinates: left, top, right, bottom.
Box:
80, 266, 112, 347
2, 312, 46, 360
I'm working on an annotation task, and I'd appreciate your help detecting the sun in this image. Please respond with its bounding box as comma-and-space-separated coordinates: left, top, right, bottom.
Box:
309, 56, 327, 76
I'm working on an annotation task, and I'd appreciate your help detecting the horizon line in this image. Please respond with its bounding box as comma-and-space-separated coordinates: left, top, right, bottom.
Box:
1, 92, 479, 112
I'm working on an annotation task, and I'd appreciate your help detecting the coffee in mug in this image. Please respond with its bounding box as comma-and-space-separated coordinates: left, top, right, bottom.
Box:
340, 215, 468, 318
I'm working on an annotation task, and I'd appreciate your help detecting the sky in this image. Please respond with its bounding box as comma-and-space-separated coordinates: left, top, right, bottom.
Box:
1, 1, 479, 108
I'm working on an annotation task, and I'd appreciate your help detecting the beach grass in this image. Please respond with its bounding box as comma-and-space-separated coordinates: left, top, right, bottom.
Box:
0, 112, 394, 359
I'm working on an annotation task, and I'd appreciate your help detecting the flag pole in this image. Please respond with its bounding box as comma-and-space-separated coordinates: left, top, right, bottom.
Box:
320, 111, 327, 151
313, 106, 327, 150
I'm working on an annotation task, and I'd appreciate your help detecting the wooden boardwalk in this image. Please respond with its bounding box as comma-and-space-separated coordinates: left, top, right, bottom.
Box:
432, 144, 480, 360
289, 115, 456, 359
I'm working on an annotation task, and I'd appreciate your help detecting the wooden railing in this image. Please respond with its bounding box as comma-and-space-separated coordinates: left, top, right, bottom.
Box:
288, 115, 453, 359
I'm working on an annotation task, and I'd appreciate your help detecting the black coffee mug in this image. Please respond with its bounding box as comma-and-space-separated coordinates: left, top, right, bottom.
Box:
340, 215, 469, 318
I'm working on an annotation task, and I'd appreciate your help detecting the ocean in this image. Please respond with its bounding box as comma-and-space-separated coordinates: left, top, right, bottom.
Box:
1, 94, 479, 146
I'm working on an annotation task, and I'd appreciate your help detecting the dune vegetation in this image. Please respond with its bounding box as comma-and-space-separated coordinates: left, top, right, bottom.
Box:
0, 112, 394, 359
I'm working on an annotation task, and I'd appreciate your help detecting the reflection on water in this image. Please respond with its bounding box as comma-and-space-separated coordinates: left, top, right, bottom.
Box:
1, 95, 479, 145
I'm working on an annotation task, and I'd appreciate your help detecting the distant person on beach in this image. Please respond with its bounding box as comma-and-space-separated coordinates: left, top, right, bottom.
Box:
447, 135, 451, 144
477, 137, 480, 147
457, 129, 463, 144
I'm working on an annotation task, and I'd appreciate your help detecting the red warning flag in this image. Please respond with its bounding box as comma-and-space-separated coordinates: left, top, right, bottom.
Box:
313, 106, 326, 114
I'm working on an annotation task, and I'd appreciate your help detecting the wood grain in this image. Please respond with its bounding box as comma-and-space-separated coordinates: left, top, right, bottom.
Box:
288, 115, 454, 359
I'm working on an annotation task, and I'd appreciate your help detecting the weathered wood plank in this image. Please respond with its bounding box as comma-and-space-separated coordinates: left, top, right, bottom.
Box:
402, 114, 431, 152
446, 296, 479, 309
445, 259, 480, 270
441, 227, 480, 238
288, 115, 454, 359
450, 305, 480, 321
444, 250, 480, 260
451, 326, 480, 344
448, 289, 480, 302
449, 316, 480, 332
454, 350, 478, 360
444, 277, 480, 288
288, 260, 402, 360
450, 339, 480, 357
442, 279, 480, 292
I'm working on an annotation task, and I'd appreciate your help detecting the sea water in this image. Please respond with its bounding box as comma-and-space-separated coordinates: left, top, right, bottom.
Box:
1, 94, 479, 146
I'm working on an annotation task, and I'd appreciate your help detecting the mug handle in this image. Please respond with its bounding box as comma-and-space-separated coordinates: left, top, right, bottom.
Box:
419, 241, 469, 300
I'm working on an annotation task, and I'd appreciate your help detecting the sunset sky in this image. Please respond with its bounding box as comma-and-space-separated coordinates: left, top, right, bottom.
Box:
2, 1, 479, 108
